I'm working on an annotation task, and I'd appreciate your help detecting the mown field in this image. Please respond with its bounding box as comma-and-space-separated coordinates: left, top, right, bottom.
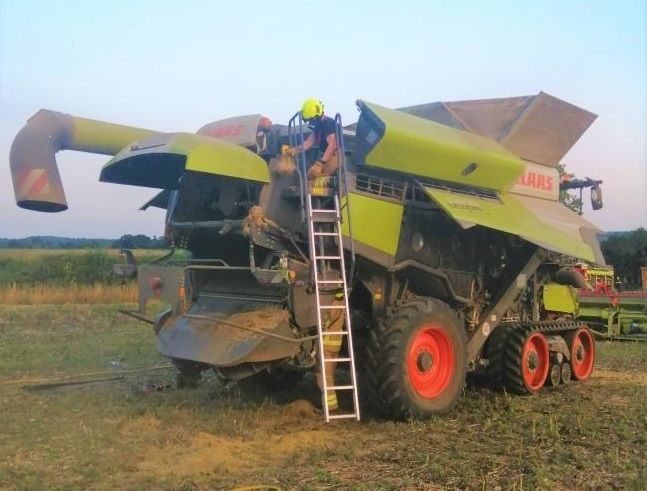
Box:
1, 303, 645, 490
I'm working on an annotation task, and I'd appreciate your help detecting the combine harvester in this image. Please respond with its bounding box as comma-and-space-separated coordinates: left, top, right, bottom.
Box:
10, 92, 605, 421
569, 264, 647, 340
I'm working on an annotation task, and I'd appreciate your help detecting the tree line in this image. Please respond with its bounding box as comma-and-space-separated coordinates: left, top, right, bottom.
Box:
601, 228, 647, 289
0, 235, 166, 249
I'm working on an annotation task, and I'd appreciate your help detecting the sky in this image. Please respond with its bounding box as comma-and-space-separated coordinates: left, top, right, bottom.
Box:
0, 0, 645, 238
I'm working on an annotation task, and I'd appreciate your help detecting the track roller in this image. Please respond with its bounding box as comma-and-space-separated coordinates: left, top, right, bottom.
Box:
560, 363, 572, 384
547, 363, 561, 387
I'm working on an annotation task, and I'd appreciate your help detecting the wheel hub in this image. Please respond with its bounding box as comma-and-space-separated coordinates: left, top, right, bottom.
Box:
527, 351, 538, 371
569, 328, 595, 381
407, 325, 455, 399
575, 344, 585, 362
416, 351, 434, 372
521, 332, 550, 392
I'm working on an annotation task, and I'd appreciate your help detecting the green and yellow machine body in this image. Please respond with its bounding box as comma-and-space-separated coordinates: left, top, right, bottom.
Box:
9, 92, 606, 378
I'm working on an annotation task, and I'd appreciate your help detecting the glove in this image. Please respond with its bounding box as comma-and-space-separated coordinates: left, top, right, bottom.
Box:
287, 146, 300, 157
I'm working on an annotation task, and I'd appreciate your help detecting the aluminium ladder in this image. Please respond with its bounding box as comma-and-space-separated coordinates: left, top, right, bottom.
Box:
288, 111, 359, 421
307, 192, 360, 421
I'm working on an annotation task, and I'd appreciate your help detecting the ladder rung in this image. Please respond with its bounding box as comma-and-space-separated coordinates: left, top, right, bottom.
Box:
313, 232, 337, 236
319, 305, 346, 310
328, 413, 359, 420
317, 280, 344, 284
327, 385, 355, 390
311, 208, 337, 213
314, 255, 341, 260
321, 330, 347, 335
322, 357, 352, 362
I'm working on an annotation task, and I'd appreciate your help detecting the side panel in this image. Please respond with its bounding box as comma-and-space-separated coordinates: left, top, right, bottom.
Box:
340, 192, 403, 263
511, 161, 560, 201
137, 264, 185, 313
100, 132, 270, 189
423, 186, 598, 262
355, 101, 525, 191
542, 283, 578, 313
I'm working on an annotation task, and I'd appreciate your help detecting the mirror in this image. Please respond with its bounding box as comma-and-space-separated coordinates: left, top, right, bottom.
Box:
591, 184, 603, 210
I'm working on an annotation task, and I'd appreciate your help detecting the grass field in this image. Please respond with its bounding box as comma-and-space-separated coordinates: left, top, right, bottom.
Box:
1, 304, 645, 490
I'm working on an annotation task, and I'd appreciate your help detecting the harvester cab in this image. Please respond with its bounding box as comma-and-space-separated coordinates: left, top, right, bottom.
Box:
9, 91, 606, 422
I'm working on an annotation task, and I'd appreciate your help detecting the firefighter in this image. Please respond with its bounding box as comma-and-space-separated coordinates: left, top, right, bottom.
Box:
289, 99, 339, 179
290, 99, 344, 412
317, 293, 345, 412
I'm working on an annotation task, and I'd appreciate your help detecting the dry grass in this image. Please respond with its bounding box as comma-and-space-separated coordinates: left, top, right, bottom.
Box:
0, 283, 137, 304
0, 248, 165, 259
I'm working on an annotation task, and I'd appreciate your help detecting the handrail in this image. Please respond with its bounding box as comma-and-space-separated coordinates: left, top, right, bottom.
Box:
334, 113, 356, 285
287, 112, 308, 222
288, 111, 356, 286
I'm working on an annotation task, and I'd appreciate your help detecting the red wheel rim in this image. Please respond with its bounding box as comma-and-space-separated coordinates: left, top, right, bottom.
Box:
521, 333, 549, 391
407, 325, 454, 398
570, 328, 595, 380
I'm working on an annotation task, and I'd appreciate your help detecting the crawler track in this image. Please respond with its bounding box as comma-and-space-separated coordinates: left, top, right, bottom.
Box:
484, 320, 593, 395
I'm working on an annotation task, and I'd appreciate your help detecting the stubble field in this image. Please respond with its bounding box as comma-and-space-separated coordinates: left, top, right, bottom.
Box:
1, 303, 646, 490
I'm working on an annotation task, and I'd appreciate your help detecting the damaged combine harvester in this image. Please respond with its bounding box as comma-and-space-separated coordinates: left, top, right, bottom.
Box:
9, 92, 605, 422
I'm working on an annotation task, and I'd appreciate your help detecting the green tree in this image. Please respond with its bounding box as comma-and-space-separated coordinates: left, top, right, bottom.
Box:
601, 228, 647, 289
557, 164, 582, 213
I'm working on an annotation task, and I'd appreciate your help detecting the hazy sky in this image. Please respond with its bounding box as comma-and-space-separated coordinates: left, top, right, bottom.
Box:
1, 0, 645, 238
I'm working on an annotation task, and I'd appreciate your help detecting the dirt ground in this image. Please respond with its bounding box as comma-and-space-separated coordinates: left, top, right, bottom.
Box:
1, 304, 646, 490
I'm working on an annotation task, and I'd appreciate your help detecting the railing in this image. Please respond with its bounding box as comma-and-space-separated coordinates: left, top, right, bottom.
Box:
288, 111, 356, 285
334, 113, 356, 285
287, 112, 308, 222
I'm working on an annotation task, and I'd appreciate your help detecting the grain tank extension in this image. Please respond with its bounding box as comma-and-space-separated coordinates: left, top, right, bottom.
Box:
9, 92, 604, 421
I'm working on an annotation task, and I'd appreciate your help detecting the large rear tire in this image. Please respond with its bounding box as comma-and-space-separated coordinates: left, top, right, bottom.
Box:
363, 299, 467, 419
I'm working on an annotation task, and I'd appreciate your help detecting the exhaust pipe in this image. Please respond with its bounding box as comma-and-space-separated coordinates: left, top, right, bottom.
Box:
10, 109, 156, 212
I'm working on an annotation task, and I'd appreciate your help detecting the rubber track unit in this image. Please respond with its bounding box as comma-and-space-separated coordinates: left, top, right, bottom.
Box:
361, 299, 467, 420
489, 320, 589, 395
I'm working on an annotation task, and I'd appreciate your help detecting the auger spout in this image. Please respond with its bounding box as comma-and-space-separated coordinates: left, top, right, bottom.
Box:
10, 109, 156, 212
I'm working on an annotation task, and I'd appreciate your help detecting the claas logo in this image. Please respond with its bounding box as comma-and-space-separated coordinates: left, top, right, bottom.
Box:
207, 124, 244, 138
517, 171, 554, 191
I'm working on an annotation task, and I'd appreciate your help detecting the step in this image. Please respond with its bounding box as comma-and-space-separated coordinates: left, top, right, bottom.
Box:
320, 330, 347, 335
322, 357, 352, 362
319, 305, 346, 310
311, 208, 337, 214
317, 279, 344, 284
313, 232, 337, 236
314, 255, 341, 260
327, 413, 359, 420
326, 385, 355, 390
311, 214, 337, 223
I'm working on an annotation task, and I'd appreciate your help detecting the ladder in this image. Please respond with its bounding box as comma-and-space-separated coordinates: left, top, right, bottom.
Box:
288, 111, 360, 422
307, 193, 360, 421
